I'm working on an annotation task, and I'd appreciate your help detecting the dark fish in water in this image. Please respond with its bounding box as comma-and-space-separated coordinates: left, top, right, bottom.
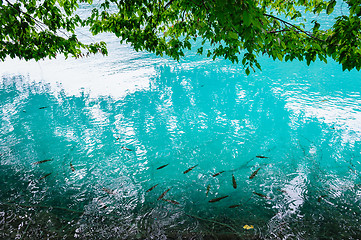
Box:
158, 188, 171, 200
209, 195, 229, 203
157, 164, 169, 170
70, 162, 75, 172
206, 184, 211, 197
39, 106, 48, 109
183, 164, 198, 174
318, 195, 327, 202
33, 159, 52, 165
276, 188, 286, 193
39, 173, 52, 180
103, 188, 114, 194
253, 191, 271, 199
212, 171, 225, 177
146, 184, 158, 192
249, 167, 261, 179
121, 146, 133, 151
229, 204, 241, 208
232, 174, 237, 189
256, 155, 268, 159
162, 199, 180, 205
116, 137, 120, 141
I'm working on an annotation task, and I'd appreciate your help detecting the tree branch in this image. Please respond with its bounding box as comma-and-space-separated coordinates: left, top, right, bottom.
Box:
263, 13, 324, 42
165, 0, 175, 9
267, 29, 290, 34
4, 0, 46, 31
202, 1, 209, 11
188, 0, 202, 8
4, 0, 78, 40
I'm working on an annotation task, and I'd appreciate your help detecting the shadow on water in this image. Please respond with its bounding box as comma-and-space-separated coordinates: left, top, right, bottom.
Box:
1, 62, 361, 239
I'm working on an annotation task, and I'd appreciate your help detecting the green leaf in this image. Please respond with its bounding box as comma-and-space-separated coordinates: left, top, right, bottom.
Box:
243, 12, 251, 27
245, 67, 250, 75
228, 31, 238, 40
326, 0, 336, 15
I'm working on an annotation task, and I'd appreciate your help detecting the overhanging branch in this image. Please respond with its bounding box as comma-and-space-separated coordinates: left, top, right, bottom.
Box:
263, 13, 324, 42
267, 29, 290, 34
4, 0, 46, 31
165, 0, 175, 9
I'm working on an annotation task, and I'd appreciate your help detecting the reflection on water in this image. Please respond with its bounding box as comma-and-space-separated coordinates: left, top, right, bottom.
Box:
1, 50, 361, 239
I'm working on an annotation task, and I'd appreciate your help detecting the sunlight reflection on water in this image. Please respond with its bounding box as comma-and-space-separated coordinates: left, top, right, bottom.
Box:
2, 19, 361, 240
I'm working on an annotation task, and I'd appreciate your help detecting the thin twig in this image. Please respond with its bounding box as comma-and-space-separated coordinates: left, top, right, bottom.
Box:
267, 29, 291, 34
202, 1, 209, 11
165, 0, 175, 9
263, 13, 324, 42
189, 0, 202, 8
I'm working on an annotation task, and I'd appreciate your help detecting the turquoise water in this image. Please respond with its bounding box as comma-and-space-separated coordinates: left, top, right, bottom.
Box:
2, 10, 361, 240
2, 52, 361, 239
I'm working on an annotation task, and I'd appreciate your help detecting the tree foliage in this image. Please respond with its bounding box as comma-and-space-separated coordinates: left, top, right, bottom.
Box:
1, 0, 361, 73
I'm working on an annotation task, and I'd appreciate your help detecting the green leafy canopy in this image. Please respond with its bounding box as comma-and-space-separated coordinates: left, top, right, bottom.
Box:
1, 0, 361, 74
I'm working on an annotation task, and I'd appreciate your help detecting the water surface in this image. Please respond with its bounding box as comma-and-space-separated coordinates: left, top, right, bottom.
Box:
1, 16, 361, 240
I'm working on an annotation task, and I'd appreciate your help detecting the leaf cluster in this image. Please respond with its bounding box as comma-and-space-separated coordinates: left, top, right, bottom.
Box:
0, 0, 106, 60
1, 0, 361, 73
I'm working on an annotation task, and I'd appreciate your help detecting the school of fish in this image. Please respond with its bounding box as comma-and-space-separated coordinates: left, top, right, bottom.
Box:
33, 137, 277, 215
144, 148, 275, 210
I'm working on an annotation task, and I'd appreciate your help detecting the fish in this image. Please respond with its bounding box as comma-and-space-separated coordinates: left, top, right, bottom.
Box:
206, 184, 211, 197
158, 188, 171, 200
33, 159, 53, 165
276, 188, 286, 193
70, 162, 75, 172
318, 195, 327, 202
39, 173, 52, 180
232, 174, 237, 189
146, 184, 158, 192
156, 164, 169, 170
249, 167, 261, 179
208, 195, 229, 203
253, 191, 271, 199
229, 204, 241, 208
103, 188, 114, 194
39, 106, 48, 109
162, 199, 180, 205
212, 171, 225, 177
121, 146, 133, 151
183, 164, 198, 174
256, 155, 268, 159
